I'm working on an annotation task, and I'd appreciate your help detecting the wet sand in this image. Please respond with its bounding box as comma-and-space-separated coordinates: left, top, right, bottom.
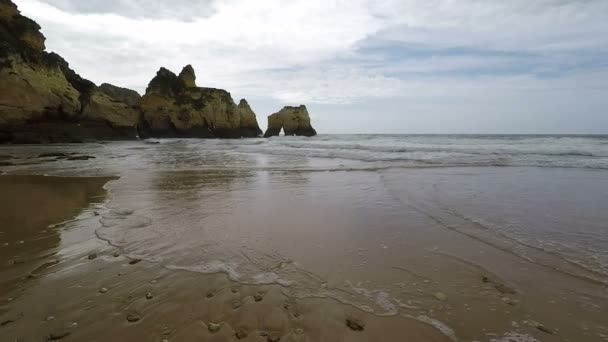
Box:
0, 175, 113, 299
1, 142, 607, 341
0, 175, 448, 341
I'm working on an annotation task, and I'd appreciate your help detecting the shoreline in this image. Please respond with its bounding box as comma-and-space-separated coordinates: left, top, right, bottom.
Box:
0, 174, 451, 341
1, 140, 607, 341
0, 175, 114, 299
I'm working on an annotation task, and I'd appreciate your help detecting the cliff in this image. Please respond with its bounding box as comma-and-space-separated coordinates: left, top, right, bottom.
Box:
0, 0, 294, 143
139, 65, 262, 138
0, 0, 140, 143
263, 105, 317, 137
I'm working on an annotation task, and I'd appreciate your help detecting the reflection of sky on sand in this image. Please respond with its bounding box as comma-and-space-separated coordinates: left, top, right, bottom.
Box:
2, 139, 608, 341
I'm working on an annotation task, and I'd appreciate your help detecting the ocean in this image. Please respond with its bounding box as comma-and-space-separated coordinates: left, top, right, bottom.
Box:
1, 134, 607, 340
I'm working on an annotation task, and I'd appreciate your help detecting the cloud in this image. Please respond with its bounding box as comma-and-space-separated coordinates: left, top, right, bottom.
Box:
14, 0, 386, 93
12, 0, 608, 133
34, 0, 217, 20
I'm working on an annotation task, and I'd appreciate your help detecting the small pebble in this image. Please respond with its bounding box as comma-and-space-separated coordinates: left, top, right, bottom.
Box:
231, 300, 242, 310
205, 292, 214, 298
47, 331, 70, 340
88, 254, 97, 260
502, 297, 518, 306
267, 334, 281, 342
434, 292, 448, 301
99, 287, 108, 294
129, 259, 142, 265
346, 318, 365, 331
208, 322, 221, 333
1, 319, 15, 327
294, 328, 304, 335
536, 324, 554, 335
254, 293, 264, 302
126, 313, 141, 323
235, 328, 248, 339
145, 292, 153, 300
113, 252, 120, 257
495, 283, 516, 294
46, 315, 55, 321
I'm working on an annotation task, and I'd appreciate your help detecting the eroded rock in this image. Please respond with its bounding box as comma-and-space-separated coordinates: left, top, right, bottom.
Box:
263, 105, 317, 137
139, 66, 262, 139
0, 0, 141, 143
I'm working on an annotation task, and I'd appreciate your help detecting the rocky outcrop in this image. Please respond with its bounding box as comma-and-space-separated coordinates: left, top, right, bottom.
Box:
139, 65, 262, 138
237, 99, 264, 137
0, 0, 269, 143
0, 0, 141, 143
263, 105, 317, 137
98, 83, 141, 107
178, 64, 196, 88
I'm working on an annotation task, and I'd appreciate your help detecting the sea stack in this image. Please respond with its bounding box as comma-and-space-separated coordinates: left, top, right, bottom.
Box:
263, 105, 317, 137
138, 65, 262, 138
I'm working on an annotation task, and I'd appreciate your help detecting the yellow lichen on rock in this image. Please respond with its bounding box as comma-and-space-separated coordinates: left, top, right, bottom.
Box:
264, 105, 317, 137
0, 55, 81, 126
81, 89, 140, 128
139, 66, 262, 138
178, 65, 197, 88
0, 0, 143, 143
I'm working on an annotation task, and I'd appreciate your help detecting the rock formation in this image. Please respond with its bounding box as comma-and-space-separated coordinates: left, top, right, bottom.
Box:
139, 65, 262, 138
178, 64, 196, 88
0, 0, 140, 143
0, 0, 277, 143
263, 105, 317, 137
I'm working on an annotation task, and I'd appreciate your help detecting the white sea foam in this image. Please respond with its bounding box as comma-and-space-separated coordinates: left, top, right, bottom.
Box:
345, 281, 399, 316
489, 332, 539, 342
166, 262, 294, 287
413, 315, 458, 341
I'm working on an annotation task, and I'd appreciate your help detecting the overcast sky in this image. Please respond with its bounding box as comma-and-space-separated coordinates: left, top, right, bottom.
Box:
14, 0, 608, 134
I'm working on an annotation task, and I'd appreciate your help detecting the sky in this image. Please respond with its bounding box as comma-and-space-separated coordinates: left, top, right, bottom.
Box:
13, 0, 608, 134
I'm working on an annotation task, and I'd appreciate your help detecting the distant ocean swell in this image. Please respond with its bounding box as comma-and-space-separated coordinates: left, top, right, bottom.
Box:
218, 135, 608, 169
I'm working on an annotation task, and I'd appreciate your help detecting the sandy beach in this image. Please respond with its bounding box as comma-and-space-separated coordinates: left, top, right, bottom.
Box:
2, 0, 607, 340
0, 175, 448, 342
1, 136, 607, 342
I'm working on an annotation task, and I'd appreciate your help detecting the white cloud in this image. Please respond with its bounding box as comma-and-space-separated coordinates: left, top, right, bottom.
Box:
15, 0, 386, 93
11, 0, 608, 134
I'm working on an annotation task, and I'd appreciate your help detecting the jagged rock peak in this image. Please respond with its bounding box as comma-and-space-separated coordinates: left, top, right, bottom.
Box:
237, 99, 263, 137
139, 67, 263, 139
264, 105, 317, 138
145, 67, 183, 96
238, 99, 251, 109
178, 64, 196, 88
